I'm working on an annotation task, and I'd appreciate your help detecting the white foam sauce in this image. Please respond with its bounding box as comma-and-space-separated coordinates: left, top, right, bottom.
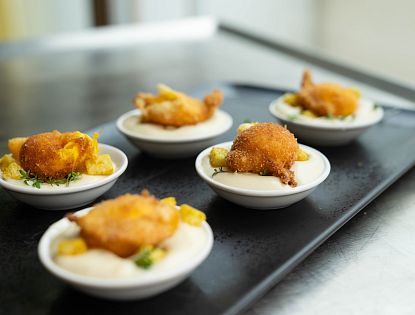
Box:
203, 145, 325, 191
54, 222, 208, 279
122, 110, 230, 140
274, 96, 381, 127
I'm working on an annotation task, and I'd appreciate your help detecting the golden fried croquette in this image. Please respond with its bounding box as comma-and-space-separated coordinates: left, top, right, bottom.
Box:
134, 84, 223, 127
296, 70, 359, 117
68, 191, 179, 258
19, 131, 98, 179
226, 123, 299, 187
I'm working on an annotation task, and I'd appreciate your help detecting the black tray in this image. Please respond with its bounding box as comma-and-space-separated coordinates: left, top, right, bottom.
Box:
1, 83, 415, 315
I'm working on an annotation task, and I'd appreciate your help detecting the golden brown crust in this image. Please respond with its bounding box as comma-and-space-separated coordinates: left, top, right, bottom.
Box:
19, 131, 97, 179
133, 85, 223, 127
226, 123, 299, 187
75, 191, 179, 257
296, 70, 358, 116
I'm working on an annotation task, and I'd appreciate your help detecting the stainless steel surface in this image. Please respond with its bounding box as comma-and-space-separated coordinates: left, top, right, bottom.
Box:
245, 169, 415, 315
1, 18, 414, 314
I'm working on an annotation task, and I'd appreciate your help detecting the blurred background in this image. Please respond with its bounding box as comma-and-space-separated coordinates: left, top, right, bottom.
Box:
0, 0, 414, 85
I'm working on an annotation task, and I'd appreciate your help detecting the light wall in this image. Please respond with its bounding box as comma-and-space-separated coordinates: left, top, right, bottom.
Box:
317, 0, 415, 84
0, 0, 92, 41
1, 0, 414, 85
200, 0, 318, 47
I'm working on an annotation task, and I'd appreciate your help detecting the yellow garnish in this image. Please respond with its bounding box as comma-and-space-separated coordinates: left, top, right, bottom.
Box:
85, 154, 114, 175
348, 87, 361, 98
3, 162, 23, 180
297, 149, 309, 161
237, 122, 258, 135
0, 154, 15, 169
57, 238, 87, 256
150, 247, 167, 262
209, 147, 228, 167
158, 84, 179, 100
58, 141, 80, 161
284, 93, 299, 106
302, 110, 317, 118
0, 154, 23, 180
92, 132, 99, 156
161, 196, 177, 207
179, 204, 206, 227
134, 245, 167, 268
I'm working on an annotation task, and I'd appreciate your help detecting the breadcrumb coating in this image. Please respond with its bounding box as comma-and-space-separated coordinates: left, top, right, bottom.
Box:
226, 123, 299, 187
134, 84, 223, 127
68, 191, 179, 258
296, 70, 358, 116
19, 131, 98, 179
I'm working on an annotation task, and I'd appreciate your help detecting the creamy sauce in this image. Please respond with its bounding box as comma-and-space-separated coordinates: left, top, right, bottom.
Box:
203, 145, 325, 191
122, 110, 231, 141
0, 163, 116, 190
2, 174, 107, 189
54, 222, 208, 279
274, 96, 382, 127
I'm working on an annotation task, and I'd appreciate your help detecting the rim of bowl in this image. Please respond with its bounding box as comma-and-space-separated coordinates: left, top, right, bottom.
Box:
0, 144, 128, 195
269, 95, 384, 130
116, 109, 233, 143
195, 141, 331, 197
38, 207, 214, 288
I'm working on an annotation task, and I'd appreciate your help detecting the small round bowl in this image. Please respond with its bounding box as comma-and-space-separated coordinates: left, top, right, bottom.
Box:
116, 109, 233, 159
0, 144, 128, 210
269, 95, 384, 146
195, 141, 330, 210
38, 207, 214, 300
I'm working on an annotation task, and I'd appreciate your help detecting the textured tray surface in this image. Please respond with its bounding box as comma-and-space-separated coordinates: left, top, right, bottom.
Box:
1, 84, 415, 315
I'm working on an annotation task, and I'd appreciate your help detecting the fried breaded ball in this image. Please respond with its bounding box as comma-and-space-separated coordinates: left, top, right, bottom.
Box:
134, 84, 223, 127
19, 131, 98, 179
68, 191, 179, 258
296, 70, 359, 116
226, 123, 299, 187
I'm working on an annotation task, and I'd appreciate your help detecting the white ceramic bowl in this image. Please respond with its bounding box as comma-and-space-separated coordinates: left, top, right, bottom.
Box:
269, 95, 384, 146
195, 141, 330, 210
38, 207, 214, 300
0, 144, 128, 210
116, 109, 233, 158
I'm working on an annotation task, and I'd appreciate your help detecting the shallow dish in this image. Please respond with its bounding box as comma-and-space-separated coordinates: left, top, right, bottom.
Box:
116, 109, 233, 158
38, 207, 214, 300
0, 144, 128, 210
269, 94, 384, 146
195, 141, 330, 210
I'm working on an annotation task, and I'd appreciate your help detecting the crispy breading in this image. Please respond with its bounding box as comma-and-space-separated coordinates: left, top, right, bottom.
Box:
19, 131, 98, 179
68, 191, 179, 258
296, 70, 358, 116
133, 84, 223, 127
226, 123, 299, 187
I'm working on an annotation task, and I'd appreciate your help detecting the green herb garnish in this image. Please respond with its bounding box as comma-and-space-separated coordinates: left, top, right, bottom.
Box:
134, 248, 153, 269
373, 103, 380, 110
19, 170, 82, 189
259, 169, 269, 176
19, 170, 42, 189
65, 171, 81, 186
243, 118, 252, 123
212, 167, 230, 177
133, 246, 166, 269
287, 114, 298, 121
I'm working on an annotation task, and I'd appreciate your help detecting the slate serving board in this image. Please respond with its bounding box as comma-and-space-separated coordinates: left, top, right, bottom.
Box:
1, 84, 415, 315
